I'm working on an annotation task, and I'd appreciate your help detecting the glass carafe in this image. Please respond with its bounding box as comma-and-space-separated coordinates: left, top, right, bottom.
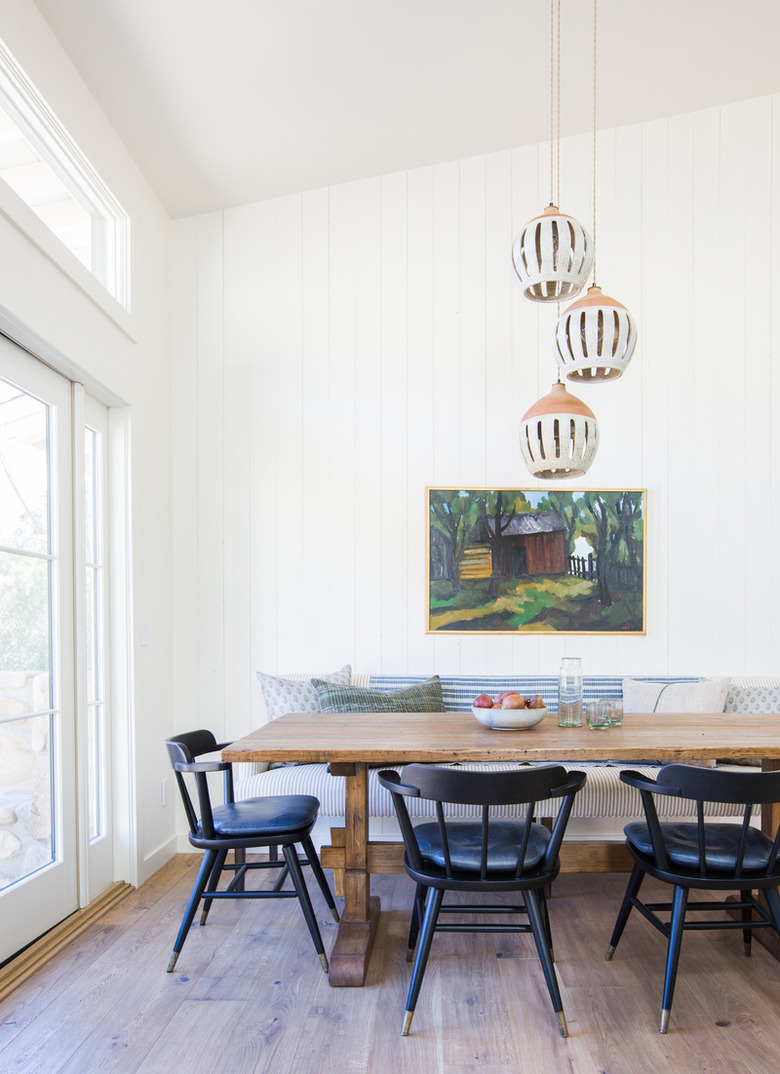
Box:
558, 657, 583, 727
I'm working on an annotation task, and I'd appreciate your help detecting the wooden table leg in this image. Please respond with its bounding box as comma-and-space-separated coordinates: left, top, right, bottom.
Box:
748, 759, 780, 960
327, 762, 380, 986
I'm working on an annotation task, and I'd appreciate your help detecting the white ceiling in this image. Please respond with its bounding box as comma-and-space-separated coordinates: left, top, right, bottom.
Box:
31, 0, 780, 220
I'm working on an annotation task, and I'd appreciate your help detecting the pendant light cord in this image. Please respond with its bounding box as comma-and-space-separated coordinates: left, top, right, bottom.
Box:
556, 0, 561, 208
549, 0, 554, 204
592, 0, 598, 285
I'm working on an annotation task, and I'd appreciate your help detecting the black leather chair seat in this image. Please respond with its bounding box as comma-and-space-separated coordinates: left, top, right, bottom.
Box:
414, 819, 550, 873
378, 763, 586, 1039
198, 795, 320, 838
165, 731, 338, 975
625, 821, 774, 873
608, 765, 780, 1034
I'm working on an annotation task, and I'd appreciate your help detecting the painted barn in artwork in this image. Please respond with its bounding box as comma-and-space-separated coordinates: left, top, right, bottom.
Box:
460, 512, 566, 580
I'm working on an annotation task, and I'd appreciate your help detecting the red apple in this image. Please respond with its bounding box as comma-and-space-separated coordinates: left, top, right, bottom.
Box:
527, 694, 546, 709
502, 693, 526, 709
473, 693, 493, 708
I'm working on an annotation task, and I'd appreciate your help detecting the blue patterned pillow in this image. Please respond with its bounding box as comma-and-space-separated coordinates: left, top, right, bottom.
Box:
257, 665, 351, 721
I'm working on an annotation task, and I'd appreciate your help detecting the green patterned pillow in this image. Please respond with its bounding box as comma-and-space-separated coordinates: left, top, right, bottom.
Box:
312, 675, 445, 714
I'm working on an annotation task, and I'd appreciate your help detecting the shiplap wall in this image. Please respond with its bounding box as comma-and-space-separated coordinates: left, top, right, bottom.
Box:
172, 95, 780, 741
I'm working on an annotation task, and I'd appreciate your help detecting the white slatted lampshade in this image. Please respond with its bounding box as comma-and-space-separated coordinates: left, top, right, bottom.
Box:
520, 381, 599, 479
511, 205, 594, 302
554, 285, 637, 382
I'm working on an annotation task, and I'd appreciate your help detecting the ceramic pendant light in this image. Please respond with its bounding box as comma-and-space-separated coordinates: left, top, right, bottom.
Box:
519, 381, 599, 479
553, 285, 637, 381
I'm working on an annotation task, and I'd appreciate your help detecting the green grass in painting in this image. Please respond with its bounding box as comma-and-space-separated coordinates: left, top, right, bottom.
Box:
429, 576, 642, 633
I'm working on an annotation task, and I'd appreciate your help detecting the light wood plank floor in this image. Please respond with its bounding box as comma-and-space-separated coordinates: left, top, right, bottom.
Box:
2, 855, 780, 1073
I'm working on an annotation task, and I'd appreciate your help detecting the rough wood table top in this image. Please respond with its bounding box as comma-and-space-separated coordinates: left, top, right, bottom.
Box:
222, 710, 780, 766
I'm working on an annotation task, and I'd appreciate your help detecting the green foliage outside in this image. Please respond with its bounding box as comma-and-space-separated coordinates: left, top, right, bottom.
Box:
0, 550, 50, 673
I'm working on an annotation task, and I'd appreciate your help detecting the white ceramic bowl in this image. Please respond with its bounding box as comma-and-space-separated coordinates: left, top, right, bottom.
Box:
471, 704, 547, 731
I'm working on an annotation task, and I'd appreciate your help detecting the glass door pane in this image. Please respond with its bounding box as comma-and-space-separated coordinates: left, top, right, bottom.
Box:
82, 394, 112, 898
0, 335, 76, 962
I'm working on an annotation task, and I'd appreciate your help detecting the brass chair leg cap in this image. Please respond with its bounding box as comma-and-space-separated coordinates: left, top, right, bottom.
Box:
605, 944, 616, 961
320, 953, 329, 973
166, 953, 179, 973
402, 1011, 413, 1036
557, 1012, 568, 1038
660, 1009, 670, 1034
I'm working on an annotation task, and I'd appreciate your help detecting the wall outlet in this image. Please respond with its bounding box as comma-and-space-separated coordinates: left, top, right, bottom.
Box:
161, 778, 168, 807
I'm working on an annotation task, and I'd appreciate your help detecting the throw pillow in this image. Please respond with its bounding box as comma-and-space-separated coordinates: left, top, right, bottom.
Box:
622, 677, 731, 768
622, 678, 730, 716
257, 664, 352, 721
312, 675, 445, 715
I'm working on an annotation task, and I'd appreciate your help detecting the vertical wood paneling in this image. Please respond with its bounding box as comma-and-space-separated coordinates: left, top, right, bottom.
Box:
738, 98, 773, 670
327, 182, 360, 667
173, 94, 780, 720
223, 206, 259, 737
379, 172, 409, 671
717, 103, 750, 670
250, 201, 279, 687
171, 218, 200, 726
431, 161, 463, 675
639, 119, 671, 673
690, 108, 723, 675
457, 155, 488, 674
195, 212, 225, 724
406, 166, 437, 673
353, 179, 383, 672
273, 195, 305, 673
771, 96, 780, 671
300, 187, 332, 670
666, 113, 696, 675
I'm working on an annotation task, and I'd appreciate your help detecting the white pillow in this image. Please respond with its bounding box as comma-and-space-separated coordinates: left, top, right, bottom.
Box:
622, 678, 731, 768
622, 678, 731, 715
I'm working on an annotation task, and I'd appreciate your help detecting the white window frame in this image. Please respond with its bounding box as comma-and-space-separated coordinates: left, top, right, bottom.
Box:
0, 37, 131, 324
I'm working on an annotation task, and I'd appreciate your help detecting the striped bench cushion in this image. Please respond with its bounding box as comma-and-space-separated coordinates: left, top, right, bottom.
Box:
234, 761, 753, 820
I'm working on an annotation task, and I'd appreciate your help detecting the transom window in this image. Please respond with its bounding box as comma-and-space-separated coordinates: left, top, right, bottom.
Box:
0, 37, 130, 311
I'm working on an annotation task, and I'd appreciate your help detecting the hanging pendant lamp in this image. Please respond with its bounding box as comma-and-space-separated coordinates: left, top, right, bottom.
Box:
553, 285, 637, 382
519, 381, 599, 480
511, 1, 593, 302
511, 206, 594, 303
553, 0, 637, 381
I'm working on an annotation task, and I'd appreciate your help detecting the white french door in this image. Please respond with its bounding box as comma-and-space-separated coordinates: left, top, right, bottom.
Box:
0, 335, 111, 962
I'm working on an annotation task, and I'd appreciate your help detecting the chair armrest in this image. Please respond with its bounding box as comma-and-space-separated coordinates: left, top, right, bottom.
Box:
619, 770, 680, 797
377, 770, 421, 797
550, 771, 587, 798
173, 760, 231, 774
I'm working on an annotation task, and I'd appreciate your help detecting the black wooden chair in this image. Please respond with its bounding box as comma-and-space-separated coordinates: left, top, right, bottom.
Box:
377, 763, 586, 1037
606, 764, 780, 1033
165, 730, 339, 973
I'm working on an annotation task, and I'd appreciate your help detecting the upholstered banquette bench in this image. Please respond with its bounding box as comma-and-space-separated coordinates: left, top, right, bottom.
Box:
234, 671, 780, 879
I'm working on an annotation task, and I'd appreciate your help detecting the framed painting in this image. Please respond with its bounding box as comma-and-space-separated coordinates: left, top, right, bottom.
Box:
427, 487, 646, 635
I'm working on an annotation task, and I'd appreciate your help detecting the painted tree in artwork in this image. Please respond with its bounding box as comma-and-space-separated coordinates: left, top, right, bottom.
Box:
583, 491, 644, 607
429, 490, 478, 595
537, 491, 582, 559
613, 491, 643, 574
474, 490, 527, 600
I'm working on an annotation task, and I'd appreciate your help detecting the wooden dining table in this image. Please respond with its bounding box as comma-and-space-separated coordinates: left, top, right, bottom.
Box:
223, 709, 780, 987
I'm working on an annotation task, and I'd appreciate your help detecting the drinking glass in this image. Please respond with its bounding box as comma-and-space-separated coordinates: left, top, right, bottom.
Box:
557, 657, 583, 727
